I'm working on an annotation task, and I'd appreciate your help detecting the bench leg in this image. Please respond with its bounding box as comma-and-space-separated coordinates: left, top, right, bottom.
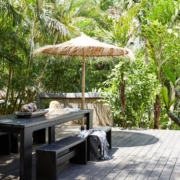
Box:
36, 151, 57, 180
69, 140, 87, 165
87, 135, 100, 161
106, 130, 112, 149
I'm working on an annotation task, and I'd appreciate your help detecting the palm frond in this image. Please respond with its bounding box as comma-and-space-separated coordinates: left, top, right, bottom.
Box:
44, 16, 70, 37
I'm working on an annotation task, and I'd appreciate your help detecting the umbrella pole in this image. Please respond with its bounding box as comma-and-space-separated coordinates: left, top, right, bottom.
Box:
81, 53, 85, 130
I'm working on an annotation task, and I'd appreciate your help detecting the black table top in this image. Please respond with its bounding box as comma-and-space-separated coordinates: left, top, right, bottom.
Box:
0, 109, 93, 129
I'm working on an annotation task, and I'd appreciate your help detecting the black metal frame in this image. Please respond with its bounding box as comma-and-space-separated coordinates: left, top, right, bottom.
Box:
0, 109, 93, 180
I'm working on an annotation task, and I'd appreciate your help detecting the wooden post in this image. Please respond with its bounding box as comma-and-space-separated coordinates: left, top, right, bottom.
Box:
81, 52, 85, 130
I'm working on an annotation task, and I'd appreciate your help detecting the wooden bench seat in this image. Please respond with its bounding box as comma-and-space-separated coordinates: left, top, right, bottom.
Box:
36, 136, 87, 180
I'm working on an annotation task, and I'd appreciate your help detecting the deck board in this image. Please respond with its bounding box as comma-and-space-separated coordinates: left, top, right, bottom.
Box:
0, 127, 180, 180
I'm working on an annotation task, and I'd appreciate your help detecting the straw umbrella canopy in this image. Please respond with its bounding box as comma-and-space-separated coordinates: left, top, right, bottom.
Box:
34, 34, 135, 128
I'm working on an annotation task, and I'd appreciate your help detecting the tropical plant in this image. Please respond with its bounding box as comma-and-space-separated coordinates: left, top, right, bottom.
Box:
100, 56, 160, 128
138, 0, 180, 128
0, 0, 73, 114
0, 0, 35, 114
161, 66, 180, 127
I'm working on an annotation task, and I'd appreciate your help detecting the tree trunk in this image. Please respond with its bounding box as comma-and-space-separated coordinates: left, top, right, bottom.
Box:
168, 111, 180, 126
168, 82, 175, 129
154, 95, 161, 129
119, 73, 126, 127
4, 64, 12, 115
175, 88, 180, 98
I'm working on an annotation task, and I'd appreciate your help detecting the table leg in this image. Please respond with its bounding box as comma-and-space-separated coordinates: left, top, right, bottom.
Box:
86, 110, 93, 130
20, 128, 32, 180
48, 126, 55, 143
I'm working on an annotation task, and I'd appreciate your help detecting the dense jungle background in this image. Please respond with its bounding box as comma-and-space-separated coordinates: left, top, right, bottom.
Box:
0, 0, 180, 129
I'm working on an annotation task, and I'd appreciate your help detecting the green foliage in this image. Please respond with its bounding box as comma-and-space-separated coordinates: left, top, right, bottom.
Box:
115, 3, 143, 46
100, 57, 160, 128
137, 0, 180, 129
103, 1, 143, 46
99, 0, 113, 11
160, 66, 180, 128
0, 0, 111, 115
161, 86, 176, 112
161, 87, 169, 110
35, 56, 114, 93
139, 0, 178, 25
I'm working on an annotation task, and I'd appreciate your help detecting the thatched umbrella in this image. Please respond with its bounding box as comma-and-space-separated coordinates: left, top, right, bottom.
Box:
34, 34, 135, 129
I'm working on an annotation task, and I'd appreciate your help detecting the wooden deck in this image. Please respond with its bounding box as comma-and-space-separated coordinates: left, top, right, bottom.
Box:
0, 127, 180, 180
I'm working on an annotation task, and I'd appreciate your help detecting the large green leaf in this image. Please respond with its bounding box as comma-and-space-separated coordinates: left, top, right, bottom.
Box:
163, 66, 176, 86
161, 86, 169, 109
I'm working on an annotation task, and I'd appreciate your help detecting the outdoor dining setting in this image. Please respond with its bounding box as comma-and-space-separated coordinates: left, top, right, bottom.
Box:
1, 31, 180, 180
0, 32, 135, 180
1, 0, 180, 180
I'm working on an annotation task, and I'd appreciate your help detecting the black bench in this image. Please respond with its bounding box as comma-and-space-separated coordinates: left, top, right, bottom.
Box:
36, 136, 87, 180
87, 126, 111, 161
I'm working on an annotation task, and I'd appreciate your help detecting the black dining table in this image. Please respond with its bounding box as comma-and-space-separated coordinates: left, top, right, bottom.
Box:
0, 109, 93, 180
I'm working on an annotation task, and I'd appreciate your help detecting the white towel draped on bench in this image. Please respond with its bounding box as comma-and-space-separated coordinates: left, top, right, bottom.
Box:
77, 129, 110, 160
